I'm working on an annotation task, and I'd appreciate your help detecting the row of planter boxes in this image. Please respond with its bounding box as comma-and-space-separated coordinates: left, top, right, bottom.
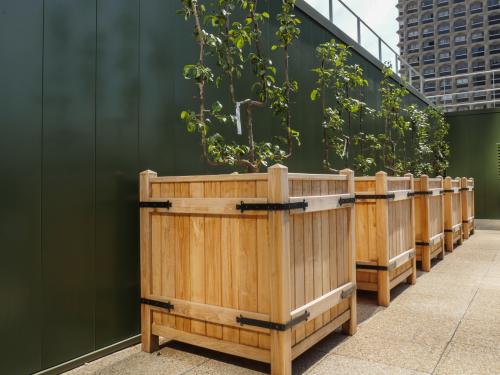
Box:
138, 165, 474, 375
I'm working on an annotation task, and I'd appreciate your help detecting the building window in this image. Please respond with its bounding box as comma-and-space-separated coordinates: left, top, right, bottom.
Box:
408, 30, 419, 40
473, 75, 486, 86
439, 37, 450, 47
491, 74, 500, 84
453, 5, 466, 17
473, 92, 487, 101
491, 43, 500, 54
455, 48, 467, 59
424, 82, 436, 92
407, 16, 418, 26
422, 0, 434, 9
489, 14, 500, 26
456, 77, 469, 87
437, 0, 449, 6
408, 56, 420, 66
423, 39, 435, 50
454, 34, 466, 45
470, 2, 483, 13
408, 42, 419, 53
471, 16, 484, 29
423, 27, 434, 37
454, 19, 466, 31
440, 79, 452, 90
423, 53, 436, 64
455, 62, 468, 74
490, 28, 500, 40
472, 46, 485, 57
407, 1, 418, 12
488, 0, 500, 11
491, 57, 500, 69
472, 59, 486, 71
439, 64, 452, 75
422, 12, 434, 23
424, 67, 436, 77
439, 51, 451, 61
456, 92, 469, 102
438, 9, 449, 20
438, 22, 450, 34
471, 31, 484, 42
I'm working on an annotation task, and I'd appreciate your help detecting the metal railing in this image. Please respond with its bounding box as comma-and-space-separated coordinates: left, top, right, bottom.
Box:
302, 0, 425, 94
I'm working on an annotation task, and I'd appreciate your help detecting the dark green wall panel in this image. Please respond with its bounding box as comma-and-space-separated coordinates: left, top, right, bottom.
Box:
0, 1, 43, 374
94, 0, 141, 348
447, 109, 500, 219
42, 0, 96, 368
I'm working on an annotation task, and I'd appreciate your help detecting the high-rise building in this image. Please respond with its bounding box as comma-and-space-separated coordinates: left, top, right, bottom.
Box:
397, 0, 500, 111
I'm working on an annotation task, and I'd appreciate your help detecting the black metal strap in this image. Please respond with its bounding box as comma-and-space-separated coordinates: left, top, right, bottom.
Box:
460, 187, 474, 191
416, 241, 430, 246
444, 229, 452, 233
140, 201, 172, 209
236, 200, 308, 213
339, 197, 356, 205
407, 192, 416, 197
141, 298, 174, 312
355, 193, 395, 200
443, 189, 456, 193
356, 264, 389, 271
236, 311, 310, 331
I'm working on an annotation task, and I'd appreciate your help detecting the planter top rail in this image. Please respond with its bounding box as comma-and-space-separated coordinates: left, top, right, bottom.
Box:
354, 172, 414, 202
444, 177, 461, 194
414, 175, 444, 195
461, 177, 474, 191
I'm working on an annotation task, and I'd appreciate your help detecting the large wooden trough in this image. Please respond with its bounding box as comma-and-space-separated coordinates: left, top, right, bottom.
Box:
461, 177, 475, 240
139, 165, 357, 374
414, 176, 445, 272
444, 177, 463, 252
354, 172, 417, 307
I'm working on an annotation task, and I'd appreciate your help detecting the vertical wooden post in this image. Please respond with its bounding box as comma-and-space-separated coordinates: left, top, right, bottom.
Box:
268, 164, 292, 375
461, 177, 470, 240
340, 169, 357, 335
140, 170, 160, 353
470, 178, 475, 234
405, 173, 417, 285
443, 176, 453, 252
456, 178, 463, 246
375, 171, 390, 307
437, 176, 445, 260
420, 175, 431, 272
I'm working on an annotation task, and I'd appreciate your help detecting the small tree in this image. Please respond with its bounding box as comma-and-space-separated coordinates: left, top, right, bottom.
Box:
377, 64, 410, 176
424, 106, 450, 176
179, 0, 301, 172
310, 40, 368, 172
406, 104, 433, 176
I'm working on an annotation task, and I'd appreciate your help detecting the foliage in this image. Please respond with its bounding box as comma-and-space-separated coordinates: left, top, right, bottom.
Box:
406, 104, 433, 176
310, 40, 370, 173
376, 63, 411, 176
179, 0, 301, 172
424, 106, 450, 176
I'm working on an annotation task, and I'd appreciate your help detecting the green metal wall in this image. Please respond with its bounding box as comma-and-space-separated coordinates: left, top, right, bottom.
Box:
0, 1, 428, 374
446, 109, 500, 220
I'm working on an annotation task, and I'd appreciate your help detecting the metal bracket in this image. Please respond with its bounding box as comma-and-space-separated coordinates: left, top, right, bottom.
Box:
236, 200, 308, 213
416, 241, 430, 246
339, 197, 356, 206
355, 193, 396, 200
356, 263, 389, 271
341, 284, 356, 299
140, 201, 172, 209
460, 187, 474, 191
414, 191, 432, 196
407, 191, 416, 197
443, 189, 456, 193
140, 298, 174, 312
236, 311, 310, 331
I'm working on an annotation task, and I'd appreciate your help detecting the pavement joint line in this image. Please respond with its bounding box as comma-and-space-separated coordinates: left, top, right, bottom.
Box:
177, 357, 212, 375
430, 242, 494, 375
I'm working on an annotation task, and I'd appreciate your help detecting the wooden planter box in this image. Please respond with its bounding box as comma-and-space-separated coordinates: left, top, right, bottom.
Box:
414, 176, 445, 272
461, 177, 475, 239
444, 177, 463, 252
139, 165, 357, 374
354, 172, 417, 307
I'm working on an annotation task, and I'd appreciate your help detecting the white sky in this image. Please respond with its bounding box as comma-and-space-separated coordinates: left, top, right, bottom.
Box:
306, 0, 399, 57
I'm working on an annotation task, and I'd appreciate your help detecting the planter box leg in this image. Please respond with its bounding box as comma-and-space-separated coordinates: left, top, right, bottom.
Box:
422, 247, 431, 272
445, 233, 453, 252
438, 240, 445, 260
463, 223, 470, 240
271, 331, 291, 375
342, 292, 357, 335
141, 304, 159, 353
378, 270, 390, 307
407, 258, 417, 285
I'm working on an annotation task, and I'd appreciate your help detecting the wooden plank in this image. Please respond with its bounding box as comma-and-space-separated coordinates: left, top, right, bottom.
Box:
175, 182, 191, 332
291, 310, 350, 360
293, 180, 305, 342
389, 248, 416, 270
289, 173, 347, 181
151, 182, 162, 326
289, 194, 355, 214
389, 266, 413, 289
328, 181, 338, 319
152, 324, 270, 364
311, 181, 323, 331
146, 295, 270, 334
151, 174, 267, 183
220, 181, 240, 343
161, 182, 176, 329
375, 172, 390, 307
320, 181, 331, 325
302, 180, 315, 337
140, 197, 267, 216
204, 182, 222, 339
239, 181, 259, 348
140, 170, 159, 352
267, 165, 292, 375
257, 180, 271, 350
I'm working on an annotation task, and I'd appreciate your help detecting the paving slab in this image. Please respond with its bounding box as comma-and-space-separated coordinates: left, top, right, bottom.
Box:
434, 343, 500, 375
453, 318, 500, 349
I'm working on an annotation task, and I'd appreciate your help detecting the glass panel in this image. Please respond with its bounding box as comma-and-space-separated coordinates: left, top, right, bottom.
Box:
360, 23, 379, 58
304, 0, 330, 19
331, 0, 358, 41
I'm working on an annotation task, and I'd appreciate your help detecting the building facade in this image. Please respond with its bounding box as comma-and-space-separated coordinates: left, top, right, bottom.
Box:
397, 0, 500, 111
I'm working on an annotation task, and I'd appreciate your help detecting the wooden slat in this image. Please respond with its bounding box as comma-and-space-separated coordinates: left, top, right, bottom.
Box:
302, 180, 315, 337
151, 174, 267, 183
328, 181, 338, 319
320, 181, 331, 325
152, 324, 270, 364
288, 173, 347, 181
289, 193, 355, 214
145, 295, 270, 334
293, 180, 305, 342
311, 181, 323, 331
389, 248, 416, 270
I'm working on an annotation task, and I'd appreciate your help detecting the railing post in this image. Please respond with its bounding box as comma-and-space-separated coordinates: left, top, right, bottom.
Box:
375, 171, 390, 307
378, 38, 382, 61
340, 169, 357, 335
268, 164, 292, 375
140, 170, 159, 353
357, 17, 361, 44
